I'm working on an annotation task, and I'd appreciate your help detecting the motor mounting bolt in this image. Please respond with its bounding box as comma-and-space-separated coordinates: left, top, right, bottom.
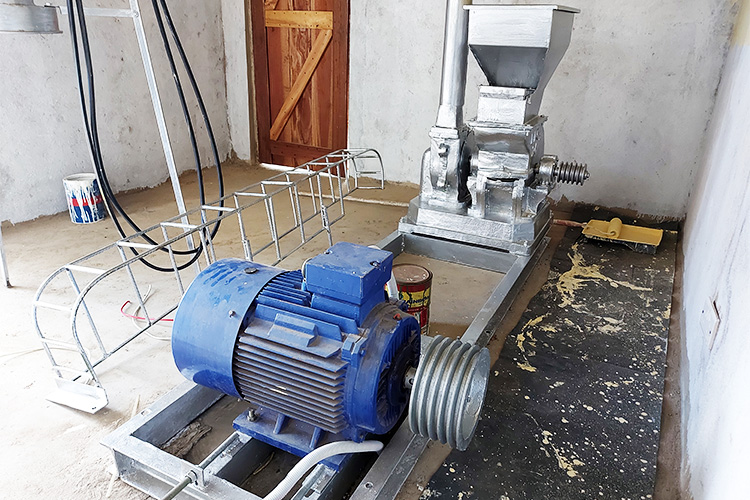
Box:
244, 267, 258, 274
228, 310, 236, 318
247, 409, 258, 422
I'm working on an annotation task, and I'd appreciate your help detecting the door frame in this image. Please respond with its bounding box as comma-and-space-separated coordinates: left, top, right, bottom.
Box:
246, 0, 350, 166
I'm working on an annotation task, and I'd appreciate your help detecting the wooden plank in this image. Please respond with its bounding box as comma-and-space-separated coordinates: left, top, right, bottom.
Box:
264, 0, 280, 10
269, 140, 333, 164
267, 25, 285, 132
265, 10, 333, 30
330, 0, 349, 150
243, 0, 259, 162
278, 4, 296, 144
249, 0, 272, 162
311, 0, 333, 148
269, 28, 333, 141
288, 12, 314, 146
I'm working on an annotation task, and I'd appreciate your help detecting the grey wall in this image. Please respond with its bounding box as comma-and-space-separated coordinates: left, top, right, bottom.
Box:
0, 0, 231, 224
349, 0, 737, 219
681, 1, 750, 497
221, 0, 252, 161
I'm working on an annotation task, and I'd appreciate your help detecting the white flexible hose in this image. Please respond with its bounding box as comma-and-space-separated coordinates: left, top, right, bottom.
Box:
262, 440, 384, 500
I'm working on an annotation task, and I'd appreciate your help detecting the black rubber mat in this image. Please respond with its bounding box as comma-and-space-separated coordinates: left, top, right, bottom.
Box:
425, 209, 678, 500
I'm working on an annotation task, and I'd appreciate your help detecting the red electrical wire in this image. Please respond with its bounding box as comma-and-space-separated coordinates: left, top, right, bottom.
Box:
120, 300, 174, 323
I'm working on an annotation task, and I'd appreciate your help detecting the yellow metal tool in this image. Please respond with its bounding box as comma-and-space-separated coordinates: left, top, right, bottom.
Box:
581, 217, 663, 254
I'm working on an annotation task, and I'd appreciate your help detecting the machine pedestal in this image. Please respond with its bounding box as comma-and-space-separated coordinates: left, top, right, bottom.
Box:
400, 197, 551, 256
233, 408, 352, 471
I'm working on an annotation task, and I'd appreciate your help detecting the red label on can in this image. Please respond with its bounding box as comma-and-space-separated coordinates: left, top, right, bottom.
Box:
393, 264, 432, 335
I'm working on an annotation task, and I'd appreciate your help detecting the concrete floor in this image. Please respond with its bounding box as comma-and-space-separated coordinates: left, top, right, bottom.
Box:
0, 161, 681, 499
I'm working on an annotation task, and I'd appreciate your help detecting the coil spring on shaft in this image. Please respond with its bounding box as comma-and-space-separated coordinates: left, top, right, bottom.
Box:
555, 161, 590, 185
408, 336, 490, 451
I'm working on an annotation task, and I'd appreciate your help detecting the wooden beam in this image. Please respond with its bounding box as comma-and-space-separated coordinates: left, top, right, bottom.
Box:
264, 10, 333, 30
269, 140, 333, 164
331, 0, 350, 152
269, 29, 333, 141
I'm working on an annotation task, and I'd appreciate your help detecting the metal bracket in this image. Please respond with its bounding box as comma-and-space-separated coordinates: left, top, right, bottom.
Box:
46, 376, 108, 414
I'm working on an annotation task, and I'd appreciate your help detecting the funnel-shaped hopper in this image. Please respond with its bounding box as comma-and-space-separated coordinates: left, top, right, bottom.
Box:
466, 5, 578, 92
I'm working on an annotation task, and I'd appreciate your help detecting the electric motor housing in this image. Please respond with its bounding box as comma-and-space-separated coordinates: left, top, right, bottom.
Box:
172, 242, 421, 466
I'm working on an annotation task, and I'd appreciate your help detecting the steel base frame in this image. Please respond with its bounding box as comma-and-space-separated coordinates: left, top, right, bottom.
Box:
104, 230, 547, 500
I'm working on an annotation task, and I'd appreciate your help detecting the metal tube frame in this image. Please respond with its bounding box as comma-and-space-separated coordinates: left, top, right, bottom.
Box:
101, 226, 547, 499
32, 149, 384, 413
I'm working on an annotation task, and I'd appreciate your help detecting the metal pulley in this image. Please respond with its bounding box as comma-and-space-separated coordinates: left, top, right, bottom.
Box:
409, 335, 490, 451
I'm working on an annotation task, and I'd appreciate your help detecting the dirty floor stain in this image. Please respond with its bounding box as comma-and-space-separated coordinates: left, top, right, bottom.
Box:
427, 209, 677, 499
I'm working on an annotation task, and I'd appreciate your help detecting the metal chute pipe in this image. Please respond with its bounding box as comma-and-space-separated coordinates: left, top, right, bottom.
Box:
435, 0, 471, 129
262, 440, 384, 500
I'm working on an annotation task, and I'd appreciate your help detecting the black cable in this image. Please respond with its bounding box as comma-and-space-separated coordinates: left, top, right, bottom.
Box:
80, 0, 203, 271
100, 0, 225, 248
69, 0, 202, 271
149, 0, 208, 210
74, 0, 200, 254
157, 0, 224, 204
68, 0, 229, 271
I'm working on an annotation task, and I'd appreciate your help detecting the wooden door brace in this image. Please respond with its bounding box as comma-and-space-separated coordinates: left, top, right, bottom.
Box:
265, 8, 334, 141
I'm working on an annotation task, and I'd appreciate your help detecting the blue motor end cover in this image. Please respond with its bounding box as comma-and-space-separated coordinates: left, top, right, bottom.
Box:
172, 259, 283, 398
346, 302, 420, 435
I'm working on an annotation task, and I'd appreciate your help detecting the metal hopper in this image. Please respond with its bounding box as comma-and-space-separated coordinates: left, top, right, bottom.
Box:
466, 4, 579, 94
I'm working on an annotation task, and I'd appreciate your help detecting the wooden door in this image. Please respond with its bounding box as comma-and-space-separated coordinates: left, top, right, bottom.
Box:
250, 0, 349, 166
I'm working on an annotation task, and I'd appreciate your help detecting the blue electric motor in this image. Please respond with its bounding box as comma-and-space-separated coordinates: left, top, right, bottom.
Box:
172, 242, 421, 467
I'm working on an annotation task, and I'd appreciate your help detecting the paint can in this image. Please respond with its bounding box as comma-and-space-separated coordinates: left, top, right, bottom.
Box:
393, 264, 432, 335
63, 173, 106, 224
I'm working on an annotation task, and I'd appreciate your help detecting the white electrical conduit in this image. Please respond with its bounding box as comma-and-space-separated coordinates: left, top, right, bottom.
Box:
262, 440, 384, 500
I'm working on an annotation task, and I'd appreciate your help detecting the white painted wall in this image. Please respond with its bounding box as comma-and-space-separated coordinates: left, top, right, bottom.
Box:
0, 0, 231, 224
680, 1, 750, 498
221, 0, 252, 161
349, 0, 737, 218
